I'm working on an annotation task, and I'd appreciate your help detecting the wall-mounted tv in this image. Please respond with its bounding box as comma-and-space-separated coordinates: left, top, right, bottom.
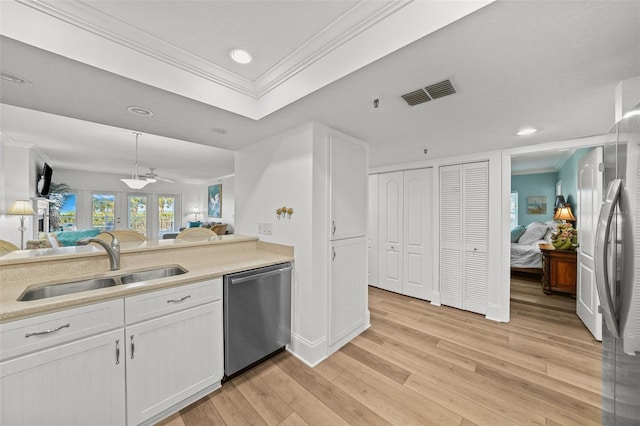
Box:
38, 162, 53, 197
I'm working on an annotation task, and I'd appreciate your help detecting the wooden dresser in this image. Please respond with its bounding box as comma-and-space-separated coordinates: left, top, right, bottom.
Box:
540, 244, 577, 296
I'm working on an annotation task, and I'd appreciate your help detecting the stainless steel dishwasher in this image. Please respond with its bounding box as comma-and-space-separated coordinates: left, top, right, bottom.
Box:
223, 262, 292, 379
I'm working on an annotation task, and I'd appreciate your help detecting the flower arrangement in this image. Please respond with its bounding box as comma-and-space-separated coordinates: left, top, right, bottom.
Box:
551, 223, 578, 250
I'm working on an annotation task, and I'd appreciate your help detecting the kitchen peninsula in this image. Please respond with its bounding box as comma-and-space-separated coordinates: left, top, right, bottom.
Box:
0, 235, 293, 426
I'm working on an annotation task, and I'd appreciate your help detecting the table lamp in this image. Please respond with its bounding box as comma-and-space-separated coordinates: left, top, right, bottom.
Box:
7, 200, 35, 249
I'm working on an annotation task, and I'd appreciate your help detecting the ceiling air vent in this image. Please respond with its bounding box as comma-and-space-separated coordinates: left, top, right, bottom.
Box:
401, 79, 456, 106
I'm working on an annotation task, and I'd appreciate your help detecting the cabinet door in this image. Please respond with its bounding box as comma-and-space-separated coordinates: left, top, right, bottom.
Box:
330, 135, 367, 240
126, 302, 222, 426
377, 171, 403, 293
329, 237, 367, 347
1, 329, 125, 426
439, 165, 463, 309
403, 168, 433, 300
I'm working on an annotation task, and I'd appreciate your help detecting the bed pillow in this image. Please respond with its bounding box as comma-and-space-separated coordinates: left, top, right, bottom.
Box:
510, 225, 526, 242
518, 222, 549, 245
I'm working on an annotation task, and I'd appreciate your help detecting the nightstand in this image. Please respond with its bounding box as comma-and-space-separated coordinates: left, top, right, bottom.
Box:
540, 244, 577, 295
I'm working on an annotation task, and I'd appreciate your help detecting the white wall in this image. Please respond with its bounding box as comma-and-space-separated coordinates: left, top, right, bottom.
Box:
235, 123, 321, 357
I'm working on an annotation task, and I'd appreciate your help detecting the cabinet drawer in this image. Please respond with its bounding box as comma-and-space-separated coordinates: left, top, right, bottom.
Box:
0, 299, 124, 361
125, 278, 222, 325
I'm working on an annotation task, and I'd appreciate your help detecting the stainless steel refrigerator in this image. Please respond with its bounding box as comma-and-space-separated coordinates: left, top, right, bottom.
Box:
596, 107, 640, 425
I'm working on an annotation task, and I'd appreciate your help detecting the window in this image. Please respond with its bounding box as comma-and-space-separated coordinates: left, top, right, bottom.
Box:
128, 195, 147, 236
92, 193, 115, 231
159, 196, 177, 235
50, 192, 77, 230
510, 192, 518, 229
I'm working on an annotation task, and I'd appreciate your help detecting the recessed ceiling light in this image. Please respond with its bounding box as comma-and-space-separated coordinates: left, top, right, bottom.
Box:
127, 106, 154, 117
516, 128, 538, 136
622, 109, 640, 119
229, 48, 252, 64
1, 72, 31, 85
211, 127, 227, 135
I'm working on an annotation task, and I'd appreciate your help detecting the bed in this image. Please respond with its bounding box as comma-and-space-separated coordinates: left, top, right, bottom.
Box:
510, 221, 558, 275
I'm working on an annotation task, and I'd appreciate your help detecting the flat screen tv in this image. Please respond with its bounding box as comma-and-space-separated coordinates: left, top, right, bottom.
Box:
38, 162, 53, 196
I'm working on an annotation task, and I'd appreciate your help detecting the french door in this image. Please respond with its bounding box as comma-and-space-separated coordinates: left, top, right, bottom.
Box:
90, 192, 149, 236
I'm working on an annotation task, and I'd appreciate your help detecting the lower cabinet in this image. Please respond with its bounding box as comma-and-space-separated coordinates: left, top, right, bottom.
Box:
126, 302, 222, 425
0, 278, 224, 426
0, 328, 126, 426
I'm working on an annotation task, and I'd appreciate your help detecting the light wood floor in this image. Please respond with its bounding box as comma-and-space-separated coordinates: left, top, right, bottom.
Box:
158, 281, 601, 426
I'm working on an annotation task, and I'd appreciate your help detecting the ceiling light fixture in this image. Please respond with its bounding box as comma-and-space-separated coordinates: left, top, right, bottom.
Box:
622, 108, 640, 119
121, 132, 150, 189
229, 48, 252, 64
127, 106, 154, 117
1, 72, 31, 85
516, 128, 538, 136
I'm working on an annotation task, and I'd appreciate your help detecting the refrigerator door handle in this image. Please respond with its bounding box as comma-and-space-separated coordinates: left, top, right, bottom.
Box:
595, 178, 622, 338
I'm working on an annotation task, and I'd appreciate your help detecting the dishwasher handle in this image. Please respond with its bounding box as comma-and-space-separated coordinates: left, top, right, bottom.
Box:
228, 265, 292, 285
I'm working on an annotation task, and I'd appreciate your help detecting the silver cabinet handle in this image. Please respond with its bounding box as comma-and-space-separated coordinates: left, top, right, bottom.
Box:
332, 220, 336, 235
115, 339, 120, 365
332, 247, 336, 261
130, 335, 135, 359
25, 323, 70, 338
167, 295, 191, 304
595, 178, 622, 337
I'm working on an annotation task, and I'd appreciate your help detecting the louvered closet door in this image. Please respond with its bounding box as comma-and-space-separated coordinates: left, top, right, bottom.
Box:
439, 165, 463, 309
378, 172, 403, 293
462, 161, 489, 314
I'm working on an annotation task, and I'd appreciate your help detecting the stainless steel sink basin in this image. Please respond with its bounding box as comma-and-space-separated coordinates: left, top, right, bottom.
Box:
18, 265, 188, 301
19, 278, 118, 301
119, 266, 187, 284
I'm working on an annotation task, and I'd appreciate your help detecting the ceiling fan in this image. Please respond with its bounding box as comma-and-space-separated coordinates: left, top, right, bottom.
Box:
140, 168, 173, 183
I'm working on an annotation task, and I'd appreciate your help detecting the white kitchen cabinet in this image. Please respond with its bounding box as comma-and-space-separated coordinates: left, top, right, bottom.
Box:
329, 237, 367, 348
330, 134, 368, 240
376, 168, 433, 300
125, 279, 223, 426
0, 300, 125, 426
439, 161, 488, 314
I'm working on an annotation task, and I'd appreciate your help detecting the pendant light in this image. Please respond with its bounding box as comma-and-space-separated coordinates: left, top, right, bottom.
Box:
121, 132, 149, 189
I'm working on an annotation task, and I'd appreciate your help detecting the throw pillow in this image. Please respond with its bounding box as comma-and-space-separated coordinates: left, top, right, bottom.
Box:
510, 225, 526, 243
188, 221, 202, 228
518, 222, 549, 245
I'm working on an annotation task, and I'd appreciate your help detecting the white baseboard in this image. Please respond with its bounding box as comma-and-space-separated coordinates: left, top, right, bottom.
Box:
288, 333, 327, 367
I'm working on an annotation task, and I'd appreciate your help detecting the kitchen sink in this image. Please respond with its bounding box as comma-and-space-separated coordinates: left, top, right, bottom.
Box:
18, 278, 118, 301
18, 265, 188, 301
119, 266, 187, 284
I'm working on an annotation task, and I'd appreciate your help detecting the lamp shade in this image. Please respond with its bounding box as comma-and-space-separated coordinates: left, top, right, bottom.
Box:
120, 178, 149, 189
7, 200, 35, 216
553, 204, 576, 221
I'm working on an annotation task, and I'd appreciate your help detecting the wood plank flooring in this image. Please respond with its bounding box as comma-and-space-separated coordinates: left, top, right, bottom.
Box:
157, 281, 601, 425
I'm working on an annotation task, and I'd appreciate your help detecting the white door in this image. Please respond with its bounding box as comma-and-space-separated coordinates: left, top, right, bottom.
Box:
368, 174, 379, 287
378, 172, 403, 293
440, 165, 463, 309
403, 168, 433, 300
577, 147, 603, 340
462, 162, 489, 315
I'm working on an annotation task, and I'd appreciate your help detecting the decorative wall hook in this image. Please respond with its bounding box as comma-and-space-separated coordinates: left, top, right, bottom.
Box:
276, 206, 294, 220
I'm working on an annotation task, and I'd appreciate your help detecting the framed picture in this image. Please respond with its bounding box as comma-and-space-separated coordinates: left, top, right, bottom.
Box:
208, 184, 222, 218
526, 196, 547, 214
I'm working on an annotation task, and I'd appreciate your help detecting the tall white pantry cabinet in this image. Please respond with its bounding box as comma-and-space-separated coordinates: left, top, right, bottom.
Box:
369, 161, 489, 315
327, 133, 368, 354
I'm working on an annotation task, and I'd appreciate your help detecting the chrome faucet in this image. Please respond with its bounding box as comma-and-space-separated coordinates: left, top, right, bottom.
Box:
77, 232, 121, 271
